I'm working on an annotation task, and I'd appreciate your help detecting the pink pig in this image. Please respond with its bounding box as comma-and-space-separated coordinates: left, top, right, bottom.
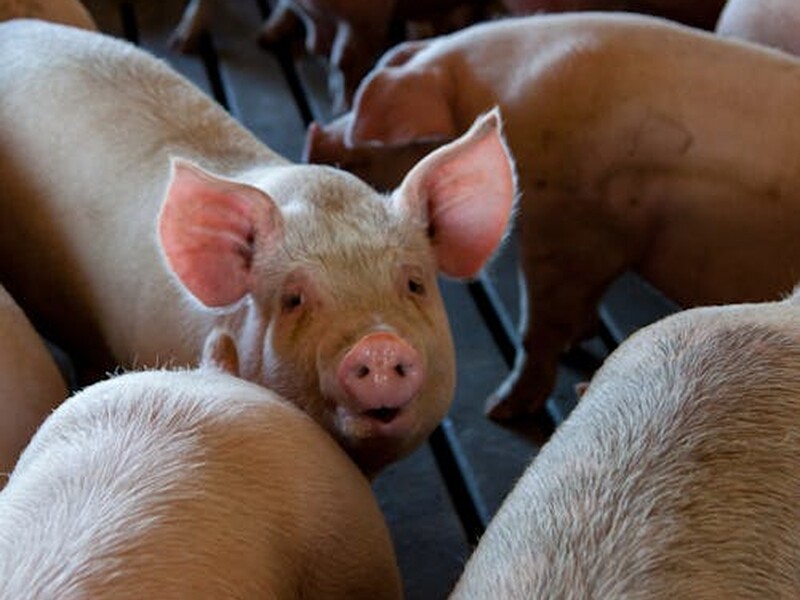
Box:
0, 20, 515, 474
306, 13, 800, 421
450, 289, 800, 598
716, 0, 800, 57
0, 331, 403, 599
0, 285, 67, 486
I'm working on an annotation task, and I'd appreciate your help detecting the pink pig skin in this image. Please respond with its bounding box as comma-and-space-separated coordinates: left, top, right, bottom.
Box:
450, 290, 800, 599
0, 333, 403, 600
716, 0, 800, 57
0, 285, 67, 487
307, 13, 800, 420
0, 20, 516, 474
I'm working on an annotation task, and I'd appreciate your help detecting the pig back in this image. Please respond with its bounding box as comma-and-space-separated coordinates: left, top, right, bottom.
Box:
451, 295, 800, 599
0, 368, 402, 600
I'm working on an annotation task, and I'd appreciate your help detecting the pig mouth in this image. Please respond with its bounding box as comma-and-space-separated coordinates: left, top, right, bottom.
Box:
333, 400, 419, 441
363, 406, 402, 424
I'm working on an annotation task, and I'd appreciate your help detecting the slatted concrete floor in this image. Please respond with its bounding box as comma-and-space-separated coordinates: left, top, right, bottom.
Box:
74, 1, 680, 597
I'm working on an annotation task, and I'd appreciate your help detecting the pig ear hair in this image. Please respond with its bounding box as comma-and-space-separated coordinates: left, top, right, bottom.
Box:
201, 327, 240, 376
158, 158, 284, 308
395, 107, 517, 279
347, 66, 456, 146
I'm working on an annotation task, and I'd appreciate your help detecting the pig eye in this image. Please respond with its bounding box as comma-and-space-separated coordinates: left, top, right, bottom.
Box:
407, 277, 426, 296
281, 292, 304, 313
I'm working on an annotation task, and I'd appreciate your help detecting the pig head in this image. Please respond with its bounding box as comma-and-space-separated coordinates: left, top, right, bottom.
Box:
158, 110, 515, 472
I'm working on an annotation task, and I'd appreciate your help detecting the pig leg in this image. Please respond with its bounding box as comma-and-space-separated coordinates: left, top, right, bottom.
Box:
0, 285, 67, 485
170, 0, 213, 53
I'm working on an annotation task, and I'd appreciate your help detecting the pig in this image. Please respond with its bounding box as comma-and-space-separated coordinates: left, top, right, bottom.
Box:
305, 13, 800, 421
716, 0, 800, 57
0, 20, 516, 474
0, 329, 403, 600
449, 289, 800, 599
0, 0, 96, 29
171, 0, 490, 111
0, 284, 67, 485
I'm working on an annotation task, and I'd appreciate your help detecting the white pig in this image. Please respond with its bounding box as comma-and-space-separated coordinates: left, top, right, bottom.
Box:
716, 0, 800, 57
0, 284, 67, 485
0, 330, 403, 599
0, 20, 516, 474
450, 289, 800, 599
306, 13, 800, 422
0, 0, 96, 29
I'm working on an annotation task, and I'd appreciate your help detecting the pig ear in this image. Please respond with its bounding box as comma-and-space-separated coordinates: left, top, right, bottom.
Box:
394, 108, 516, 279
347, 66, 456, 146
158, 159, 284, 308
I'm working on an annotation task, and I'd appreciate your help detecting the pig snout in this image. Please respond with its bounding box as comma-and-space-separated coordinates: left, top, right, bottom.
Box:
337, 332, 424, 423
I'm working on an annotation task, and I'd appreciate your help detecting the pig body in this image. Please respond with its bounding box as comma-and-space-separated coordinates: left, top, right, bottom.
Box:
0, 0, 96, 28
716, 0, 800, 57
0, 285, 67, 484
451, 290, 800, 598
308, 13, 800, 419
0, 20, 515, 472
0, 366, 403, 599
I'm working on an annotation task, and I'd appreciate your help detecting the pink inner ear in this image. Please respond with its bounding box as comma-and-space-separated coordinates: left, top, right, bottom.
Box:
399, 110, 516, 279
158, 160, 283, 308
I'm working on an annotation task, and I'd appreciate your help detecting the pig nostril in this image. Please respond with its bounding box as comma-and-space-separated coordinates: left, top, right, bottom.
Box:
356, 365, 370, 379
395, 364, 405, 377
365, 406, 400, 423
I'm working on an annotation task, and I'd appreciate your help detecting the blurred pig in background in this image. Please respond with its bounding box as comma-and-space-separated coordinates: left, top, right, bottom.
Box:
0, 0, 96, 28
716, 0, 800, 57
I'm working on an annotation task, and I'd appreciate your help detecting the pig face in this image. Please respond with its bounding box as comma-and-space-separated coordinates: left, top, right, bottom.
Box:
159, 109, 516, 473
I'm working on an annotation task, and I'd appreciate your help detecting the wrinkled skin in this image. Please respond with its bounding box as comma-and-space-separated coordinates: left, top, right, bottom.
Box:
451, 290, 800, 599
0, 21, 516, 473
306, 13, 800, 421
716, 0, 800, 57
